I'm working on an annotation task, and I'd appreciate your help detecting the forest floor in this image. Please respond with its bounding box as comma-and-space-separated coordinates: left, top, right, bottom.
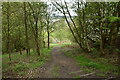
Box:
26, 45, 118, 79
2, 48, 52, 78
2, 43, 118, 78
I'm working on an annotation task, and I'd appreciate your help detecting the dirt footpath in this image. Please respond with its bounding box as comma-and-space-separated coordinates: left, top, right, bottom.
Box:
37, 46, 85, 78
26, 46, 114, 79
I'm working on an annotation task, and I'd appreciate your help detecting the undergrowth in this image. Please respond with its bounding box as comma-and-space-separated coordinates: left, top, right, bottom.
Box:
2, 48, 52, 77
62, 47, 118, 77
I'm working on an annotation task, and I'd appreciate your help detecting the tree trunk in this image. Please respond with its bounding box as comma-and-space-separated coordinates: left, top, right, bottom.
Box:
99, 3, 104, 56
63, 9, 85, 51
27, 8, 40, 56
35, 20, 40, 56
47, 31, 50, 49
20, 49, 22, 55
7, 2, 11, 61
36, 39, 40, 56
82, 3, 90, 52
24, 2, 29, 56
100, 23, 104, 56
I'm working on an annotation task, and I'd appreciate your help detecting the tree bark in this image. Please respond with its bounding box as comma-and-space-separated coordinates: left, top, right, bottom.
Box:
55, 2, 85, 51
47, 31, 50, 49
7, 2, 11, 61
28, 2, 41, 56
99, 3, 104, 56
20, 49, 22, 55
24, 2, 29, 56
35, 19, 40, 56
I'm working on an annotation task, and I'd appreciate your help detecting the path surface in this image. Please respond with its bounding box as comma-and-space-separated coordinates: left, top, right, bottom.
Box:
26, 46, 107, 78
38, 46, 84, 78
27, 46, 99, 78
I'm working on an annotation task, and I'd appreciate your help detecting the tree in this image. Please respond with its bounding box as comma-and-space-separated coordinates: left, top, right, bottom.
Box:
23, 2, 30, 56
6, 2, 11, 61
52, 1, 119, 56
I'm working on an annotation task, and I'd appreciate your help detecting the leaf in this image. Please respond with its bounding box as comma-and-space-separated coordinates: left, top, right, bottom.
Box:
101, 27, 110, 30
108, 16, 120, 23
101, 16, 120, 23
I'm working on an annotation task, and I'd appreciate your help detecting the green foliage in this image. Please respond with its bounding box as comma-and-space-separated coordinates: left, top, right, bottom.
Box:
73, 76, 81, 78
84, 62, 99, 68
60, 43, 72, 48
81, 68, 93, 73
12, 62, 28, 72
50, 43, 59, 48
2, 48, 52, 77
18, 71, 26, 76
96, 73, 107, 77
2, 2, 119, 78
62, 48, 118, 75
51, 66, 60, 77
93, 41, 100, 49
108, 16, 120, 23
101, 27, 110, 30
115, 49, 120, 53
2, 2, 47, 54
91, 48, 98, 55
64, 50, 74, 57
28, 60, 44, 69
51, 18, 73, 42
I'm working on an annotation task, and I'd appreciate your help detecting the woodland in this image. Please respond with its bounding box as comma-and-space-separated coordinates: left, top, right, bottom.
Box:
2, 1, 120, 79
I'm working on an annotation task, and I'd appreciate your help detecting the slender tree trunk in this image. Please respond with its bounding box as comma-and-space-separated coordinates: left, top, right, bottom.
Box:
100, 22, 104, 56
47, 31, 50, 49
47, 23, 50, 49
35, 20, 40, 56
18, 21, 22, 55
43, 32, 45, 48
63, 9, 85, 51
46, 13, 50, 49
36, 38, 40, 56
28, 13, 40, 55
64, 1, 81, 40
77, 1, 84, 49
99, 3, 104, 56
24, 2, 29, 56
82, 3, 90, 52
7, 2, 11, 61
20, 49, 22, 55
55, 2, 86, 51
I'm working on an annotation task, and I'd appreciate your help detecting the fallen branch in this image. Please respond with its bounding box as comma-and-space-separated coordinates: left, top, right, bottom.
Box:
70, 70, 83, 74
80, 72, 95, 77
104, 77, 114, 80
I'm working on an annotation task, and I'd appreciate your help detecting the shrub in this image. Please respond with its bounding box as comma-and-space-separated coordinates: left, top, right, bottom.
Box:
85, 62, 99, 69
13, 62, 28, 72
93, 41, 100, 49
91, 48, 98, 56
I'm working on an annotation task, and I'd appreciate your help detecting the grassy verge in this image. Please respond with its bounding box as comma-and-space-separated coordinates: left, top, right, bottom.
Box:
61, 47, 118, 77
50, 43, 59, 48
2, 48, 52, 77
50, 43, 71, 48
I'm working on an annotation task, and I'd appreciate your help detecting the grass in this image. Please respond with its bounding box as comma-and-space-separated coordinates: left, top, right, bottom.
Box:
73, 76, 81, 78
81, 68, 93, 73
50, 43, 60, 48
2, 48, 52, 77
96, 73, 107, 77
50, 43, 71, 48
51, 66, 60, 77
75, 55, 118, 73
62, 47, 118, 77
18, 71, 26, 76
60, 43, 72, 47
